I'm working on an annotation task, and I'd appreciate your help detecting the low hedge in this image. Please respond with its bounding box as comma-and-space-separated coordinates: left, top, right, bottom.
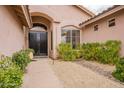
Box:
81, 40, 121, 64
0, 48, 34, 88
58, 40, 121, 64
57, 43, 82, 61
24, 48, 35, 55
112, 58, 124, 82
0, 56, 23, 88
81, 42, 101, 61
12, 49, 33, 72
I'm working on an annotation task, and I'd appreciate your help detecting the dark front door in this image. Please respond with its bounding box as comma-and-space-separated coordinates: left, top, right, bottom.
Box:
29, 31, 48, 56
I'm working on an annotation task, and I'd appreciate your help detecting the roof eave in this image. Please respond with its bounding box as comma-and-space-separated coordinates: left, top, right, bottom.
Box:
21, 5, 32, 28
80, 5, 124, 28
12, 5, 32, 28
75, 5, 95, 17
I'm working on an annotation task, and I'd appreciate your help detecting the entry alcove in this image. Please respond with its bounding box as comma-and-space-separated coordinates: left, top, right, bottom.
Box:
29, 23, 48, 56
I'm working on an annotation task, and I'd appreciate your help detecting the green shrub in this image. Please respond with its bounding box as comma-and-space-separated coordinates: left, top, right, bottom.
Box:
0, 56, 23, 88
12, 49, 31, 71
24, 48, 35, 54
99, 40, 120, 64
112, 58, 124, 82
81, 43, 101, 61
81, 40, 121, 64
74, 50, 82, 59
58, 40, 121, 63
57, 43, 81, 61
75, 44, 83, 59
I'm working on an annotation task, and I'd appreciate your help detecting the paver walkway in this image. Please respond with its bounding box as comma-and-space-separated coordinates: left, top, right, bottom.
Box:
22, 58, 63, 88
22, 58, 124, 88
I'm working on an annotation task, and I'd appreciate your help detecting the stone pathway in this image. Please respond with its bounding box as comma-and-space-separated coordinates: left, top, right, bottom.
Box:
22, 58, 124, 88
22, 58, 63, 88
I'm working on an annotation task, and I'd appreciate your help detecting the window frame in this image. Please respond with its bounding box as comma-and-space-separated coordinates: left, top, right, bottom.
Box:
94, 24, 99, 31
108, 18, 116, 27
61, 28, 80, 49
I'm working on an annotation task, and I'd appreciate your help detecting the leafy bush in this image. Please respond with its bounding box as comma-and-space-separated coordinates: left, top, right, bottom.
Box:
0, 49, 33, 88
24, 48, 35, 54
74, 50, 82, 59
75, 44, 83, 59
99, 40, 121, 64
0, 56, 23, 88
112, 58, 124, 82
81, 40, 121, 64
81, 43, 101, 61
58, 40, 121, 63
57, 43, 81, 61
24, 48, 34, 60
12, 49, 31, 71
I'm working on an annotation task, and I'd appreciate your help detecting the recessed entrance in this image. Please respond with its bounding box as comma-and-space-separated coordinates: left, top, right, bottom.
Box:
29, 31, 48, 56
29, 23, 48, 56
29, 13, 54, 58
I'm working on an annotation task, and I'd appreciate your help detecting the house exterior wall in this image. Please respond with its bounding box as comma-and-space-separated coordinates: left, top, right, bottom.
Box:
82, 9, 124, 56
0, 6, 25, 56
29, 5, 92, 59
29, 5, 91, 26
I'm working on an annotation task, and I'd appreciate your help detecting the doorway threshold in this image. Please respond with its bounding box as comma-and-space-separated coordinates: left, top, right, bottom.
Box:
34, 56, 48, 59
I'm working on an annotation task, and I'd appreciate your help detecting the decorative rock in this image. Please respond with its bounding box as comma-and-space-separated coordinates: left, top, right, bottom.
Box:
28, 52, 33, 60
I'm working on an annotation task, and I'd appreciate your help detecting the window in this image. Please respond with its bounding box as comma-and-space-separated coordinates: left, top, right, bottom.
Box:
61, 28, 80, 49
108, 18, 115, 27
94, 24, 98, 31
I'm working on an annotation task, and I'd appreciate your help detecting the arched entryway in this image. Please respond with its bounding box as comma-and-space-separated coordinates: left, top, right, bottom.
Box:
28, 12, 53, 57
29, 23, 48, 56
27, 12, 61, 59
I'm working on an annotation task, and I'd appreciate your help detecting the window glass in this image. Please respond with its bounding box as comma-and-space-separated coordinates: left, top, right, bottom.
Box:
94, 25, 98, 31
61, 28, 80, 49
72, 30, 80, 36
108, 18, 115, 27
66, 37, 71, 43
67, 30, 71, 37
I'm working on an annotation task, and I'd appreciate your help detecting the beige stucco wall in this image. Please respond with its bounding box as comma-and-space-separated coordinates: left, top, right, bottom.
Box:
82, 9, 124, 56
29, 5, 91, 27
0, 6, 25, 56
